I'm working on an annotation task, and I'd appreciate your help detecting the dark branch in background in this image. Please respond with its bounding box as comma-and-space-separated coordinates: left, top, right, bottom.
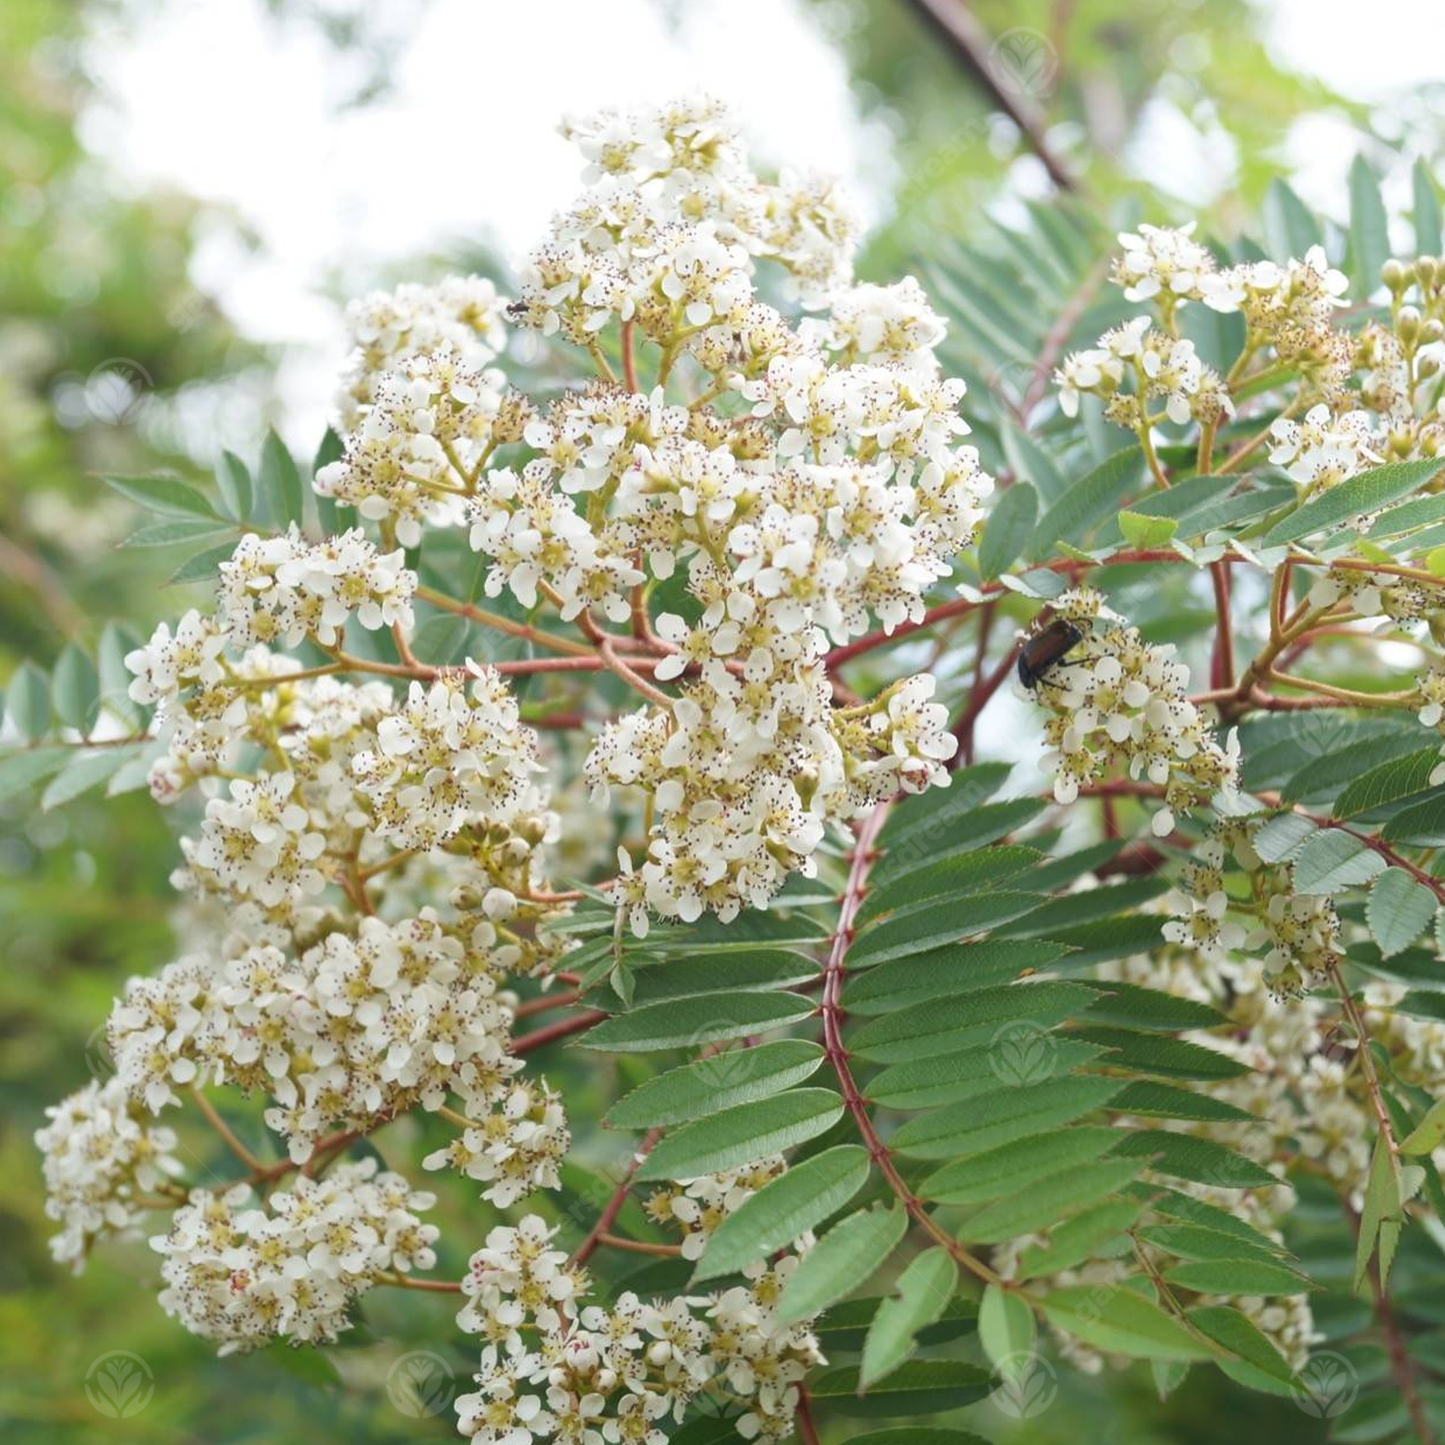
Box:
904, 0, 1078, 192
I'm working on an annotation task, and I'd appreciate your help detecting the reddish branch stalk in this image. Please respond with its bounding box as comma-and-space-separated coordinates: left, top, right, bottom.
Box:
513, 1009, 607, 1055
793, 1384, 823, 1445
513, 987, 583, 1019
819, 800, 1000, 1286
572, 1128, 662, 1267
1367, 1250, 1436, 1445
905, 0, 1077, 193
950, 643, 1020, 766
1209, 561, 1235, 691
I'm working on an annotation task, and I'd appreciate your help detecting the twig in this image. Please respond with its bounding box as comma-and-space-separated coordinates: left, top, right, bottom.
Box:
596, 1231, 680, 1257
376, 1272, 463, 1294
794, 1383, 823, 1445
190, 1085, 267, 1172
905, 0, 1077, 192
819, 800, 1001, 1286
572, 1129, 662, 1267
513, 987, 583, 1019
513, 1009, 607, 1055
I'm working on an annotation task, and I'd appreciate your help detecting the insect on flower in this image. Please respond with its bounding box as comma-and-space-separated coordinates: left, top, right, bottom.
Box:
1017, 618, 1085, 689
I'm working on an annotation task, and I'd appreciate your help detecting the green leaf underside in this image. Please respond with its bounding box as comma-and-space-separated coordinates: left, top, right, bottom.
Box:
872, 797, 1046, 884
920, 1127, 1124, 1205
1333, 747, 1439, 819
1136, 1186, 1297, 1258
813, 1294, 977, 1352
1076, 979, 1228, 1031
848, 892, 1045, 967
849, 981, 1096, 1062
774, 1206, 908, 1328
978, 480, 1039, 579
855, 846, 1044, 924
1072, 1027, 1252, 1081
956, 1158, 1144, 1243
1366, 868, 1437, 957
1040, 1286, 1212, 1362
867, 1039, 1107, 1112
891, 1076, 1126, 1160
635, 1089, 843, 1180
583, 992, 818, 1052
842, 939, 1072, 1013
1111, 1129, 1278, 1188
695, 1145, 869, 1281
1290, 830, 1387, 895
1165, 1259, 1311, 1296
861, 1248, 959, 1387
622, 950, 820, 1006
808, 1360, 992, 1415
1032, 446, 1146, 557
978, 1284, 1037, 1377
1262, 457, 1445, 546
604, 1040, 825, 1130
1189, 1304, 1297, 1392
1138, 1222, 1294, 1267
1016, 1197, 1144, 1280
1108, 1081, 1254, 1123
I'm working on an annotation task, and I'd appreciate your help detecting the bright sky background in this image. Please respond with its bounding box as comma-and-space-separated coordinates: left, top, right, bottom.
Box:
81, 0, 890, 443
78, 0, 1444, 451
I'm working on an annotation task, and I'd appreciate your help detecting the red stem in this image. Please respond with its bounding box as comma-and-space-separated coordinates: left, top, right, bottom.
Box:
572, 1128, 662, 1267
1210, 561, 1235, 691
512, 1009, 607, 1055
819, 801, 999, 1285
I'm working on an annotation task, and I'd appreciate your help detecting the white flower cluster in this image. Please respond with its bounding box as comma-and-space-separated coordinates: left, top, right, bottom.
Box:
1113, 222, 1219, 311
799, 275, 948, 369
309, 97, 986, 932
319, 350, 532, 547
455, 1175, 822, 1444
1027, 589, 1239, 836
335, 274, 509, 429
595, 665, 957, 931
143, 665, 544, 938
1268, 403, 1381, 493
107, 909, 567, 1199
350, 671, 543, 852
1163, 819, 1342, 998
216, 527, 416, 647
1059, 226, 1366, 455
128, 531, 416, 710
151, 1159, 436, 1353
1055, 314, 1233, 428
35, 1077, 183, 1271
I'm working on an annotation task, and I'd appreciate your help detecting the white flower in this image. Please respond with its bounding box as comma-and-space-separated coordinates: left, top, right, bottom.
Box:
35, 1078, 183, 1271
150, 1160, 435, 1352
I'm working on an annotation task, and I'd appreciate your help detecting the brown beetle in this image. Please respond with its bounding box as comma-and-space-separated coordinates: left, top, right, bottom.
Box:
1017, 618, 1085, 689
